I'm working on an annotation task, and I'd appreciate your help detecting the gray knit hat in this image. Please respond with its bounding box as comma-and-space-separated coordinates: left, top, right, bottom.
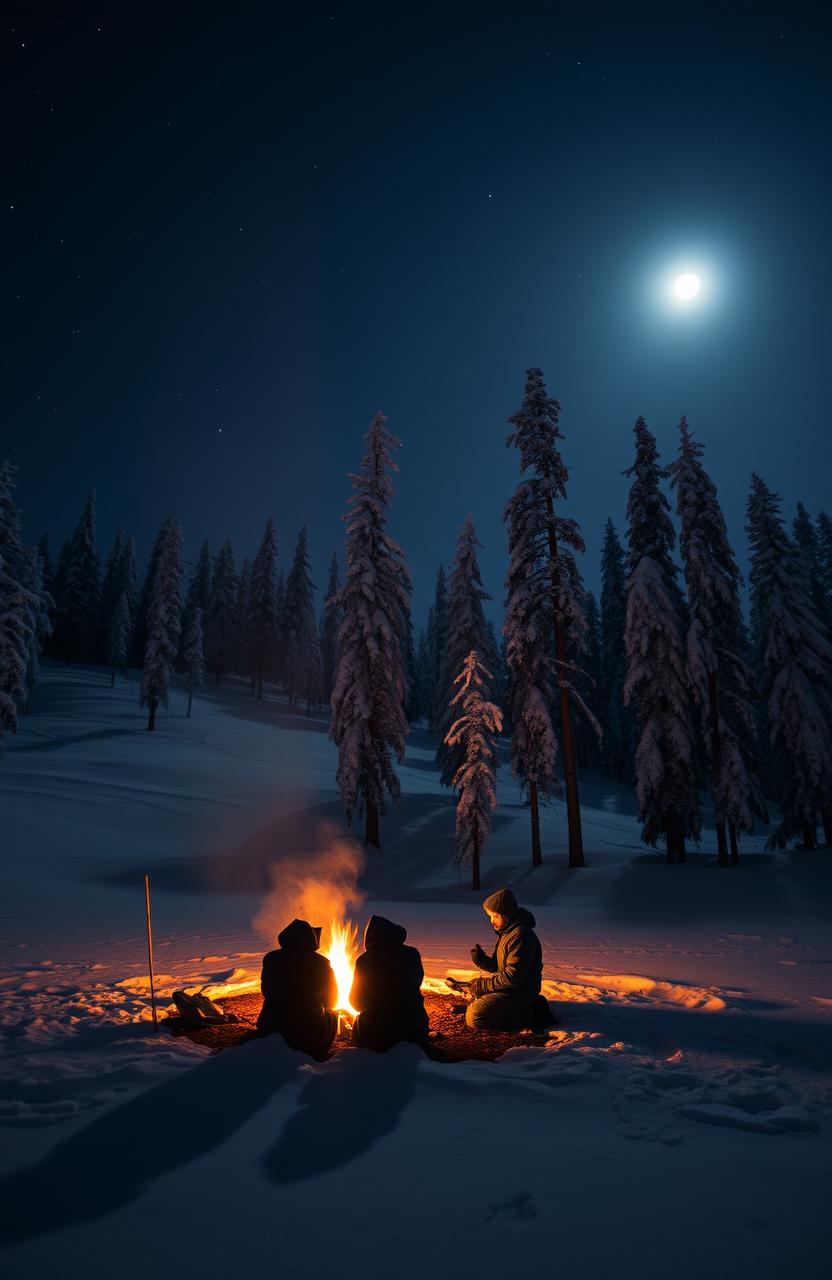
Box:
482, 888, 518, 919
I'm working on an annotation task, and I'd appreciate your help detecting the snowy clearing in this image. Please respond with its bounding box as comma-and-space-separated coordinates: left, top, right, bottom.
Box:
1, 664, 830, 1279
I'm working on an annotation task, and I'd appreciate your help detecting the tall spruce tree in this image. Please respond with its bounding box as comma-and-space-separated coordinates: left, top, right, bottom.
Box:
624, 417, 700, 862
139, 517, 183, 731
181, 539, 212, 667
206, 538, 237, 684
248, 518, 280, 699
413, 626, 432, 726
234, 558, 253, 687
575, 590, 602, 770
98, 530, 130, 664
330, 412, 411, 847
0, 552, 35, 741
104, 589, 131, 686
320, 551, 342, 705
429, 566, 449, 727
445, 650, 502, 890
669, 419, 767, 864
435, 517, 491, 787
505, 367, 590, 867
599, 519, 634, 782
284, 527, 320, 709
747, 474, 832, 848
182, 604, 206, 718
793, 503, 831, 633
54, 493, 101, 664
132, 523, 166, 668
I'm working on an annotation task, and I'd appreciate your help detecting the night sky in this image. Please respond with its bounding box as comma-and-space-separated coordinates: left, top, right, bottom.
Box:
5, 2, 831, 623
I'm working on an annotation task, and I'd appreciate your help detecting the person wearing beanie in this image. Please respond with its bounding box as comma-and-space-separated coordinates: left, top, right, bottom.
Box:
350, 914, 430, 1052
463, 887, 547, 1030
257, 918, 338, 1060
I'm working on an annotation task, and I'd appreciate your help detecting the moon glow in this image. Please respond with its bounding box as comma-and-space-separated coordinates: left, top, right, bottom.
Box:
674, 272, 701, 301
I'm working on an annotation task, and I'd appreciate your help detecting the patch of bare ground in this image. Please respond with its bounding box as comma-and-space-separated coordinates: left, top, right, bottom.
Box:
165, 991, 553, 1061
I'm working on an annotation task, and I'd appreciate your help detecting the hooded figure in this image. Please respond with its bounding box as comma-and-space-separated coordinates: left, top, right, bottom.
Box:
257, 918, 338, 1059
350, 915, 429, 1052
466, 888, 546, 1030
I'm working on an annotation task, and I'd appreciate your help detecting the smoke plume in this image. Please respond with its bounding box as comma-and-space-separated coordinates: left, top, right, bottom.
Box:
253, 822, 366, 948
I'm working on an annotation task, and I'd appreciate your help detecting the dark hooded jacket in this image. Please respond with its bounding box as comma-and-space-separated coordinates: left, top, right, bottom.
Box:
350, 915, 429, 1051
257, 918, 337, 1056
472, 907, 542, 1006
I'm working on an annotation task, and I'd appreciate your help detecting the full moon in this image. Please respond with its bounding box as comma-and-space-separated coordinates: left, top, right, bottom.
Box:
674, 272, 701, 301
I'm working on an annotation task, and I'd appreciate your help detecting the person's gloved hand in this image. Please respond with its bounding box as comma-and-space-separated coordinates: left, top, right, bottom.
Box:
469, 977, 485, 1000
470, 943, 489, 968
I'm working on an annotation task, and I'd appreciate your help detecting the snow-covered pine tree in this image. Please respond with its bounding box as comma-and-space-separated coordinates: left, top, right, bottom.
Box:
330, 412, 411, 846
296, 600, 323, 715
18, 545, 51, 704
0, 461, 26, 581
503, 483, 558, 866
747, 474, 832, 848
284, 527, 319, 709
97, 530, 129, 663
0, 551, 35, 742
206, 538, 237, 684
505, 367, 592, 868
429, 566, 449, 727
413, 626, 432, 726
435, 517, 491, 786
319, 551, 342, 705
599, 519, 635, 783
402, 599, 419, 723
104, 589, 131, 686
37, 532, 53, 585
182, 604, 206, 718
624, 417, 700, 863
234, 558, 252, 688
139, 517, 183, 731
181, 539, 212, 668
793, 503, 831, 634
274, 569, 288, 688
131, 523, 167, 668
444, 649, 503, 890
53, 493, 101, 664
248, 517, 280, 700
668, 419, 767, 864
575, 590, 602, 770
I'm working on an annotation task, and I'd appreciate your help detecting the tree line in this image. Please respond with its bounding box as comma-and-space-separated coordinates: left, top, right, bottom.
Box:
2, 366, 831, 884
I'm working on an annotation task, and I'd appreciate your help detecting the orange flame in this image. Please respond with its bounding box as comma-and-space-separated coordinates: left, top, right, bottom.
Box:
324, 918, 359, 1015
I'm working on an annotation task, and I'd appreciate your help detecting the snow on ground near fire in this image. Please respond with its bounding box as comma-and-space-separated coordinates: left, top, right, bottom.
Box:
1, 664, 831, 1279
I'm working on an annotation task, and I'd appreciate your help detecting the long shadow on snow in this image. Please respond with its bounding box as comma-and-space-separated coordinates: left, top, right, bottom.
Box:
551, 999, 832, 1073
7, 726, 140, 754
0, 1035, 300, 1248
263, 1042, 420, 1184
604, 852, 793, 925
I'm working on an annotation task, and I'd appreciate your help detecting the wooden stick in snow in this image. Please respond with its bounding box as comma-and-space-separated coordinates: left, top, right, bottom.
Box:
144, 873, 158, 1029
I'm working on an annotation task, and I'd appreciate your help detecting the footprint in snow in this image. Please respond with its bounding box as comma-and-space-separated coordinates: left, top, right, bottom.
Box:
485, 1191, 538, 1224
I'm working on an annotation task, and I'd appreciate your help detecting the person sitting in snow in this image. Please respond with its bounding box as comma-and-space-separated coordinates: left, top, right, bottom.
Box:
349, 914, 430, 1052
463, 888, 549, 1030
257, 918, 338, 1060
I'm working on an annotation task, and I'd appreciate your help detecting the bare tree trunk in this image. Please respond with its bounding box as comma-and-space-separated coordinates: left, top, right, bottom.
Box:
365, 800, 380, 849
545, 494, 585, 868
666, 820, 686, 864
472, 828, 481, 890
529, 780, 542, 866
708, 673, 729, 867
729, 821, 739, 865
187, 684, 193, 718
147, 701, 156, 732
110, 667, 116, 687
802, 820, 817, 850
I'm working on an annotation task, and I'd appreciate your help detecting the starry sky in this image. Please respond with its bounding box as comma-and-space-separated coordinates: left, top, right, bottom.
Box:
5, 2, 831, 623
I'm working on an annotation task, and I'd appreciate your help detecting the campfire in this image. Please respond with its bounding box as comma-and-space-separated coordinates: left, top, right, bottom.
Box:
323, 918, 359, 1024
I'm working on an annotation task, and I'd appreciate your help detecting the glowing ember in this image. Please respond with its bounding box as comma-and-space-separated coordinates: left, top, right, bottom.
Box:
324, 918, 359, 1015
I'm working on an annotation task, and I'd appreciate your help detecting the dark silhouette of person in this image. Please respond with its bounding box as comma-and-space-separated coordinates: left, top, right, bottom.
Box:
466, 888, 548, 1030
350, 914, 429, 1052
257, 918, 338, 1059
